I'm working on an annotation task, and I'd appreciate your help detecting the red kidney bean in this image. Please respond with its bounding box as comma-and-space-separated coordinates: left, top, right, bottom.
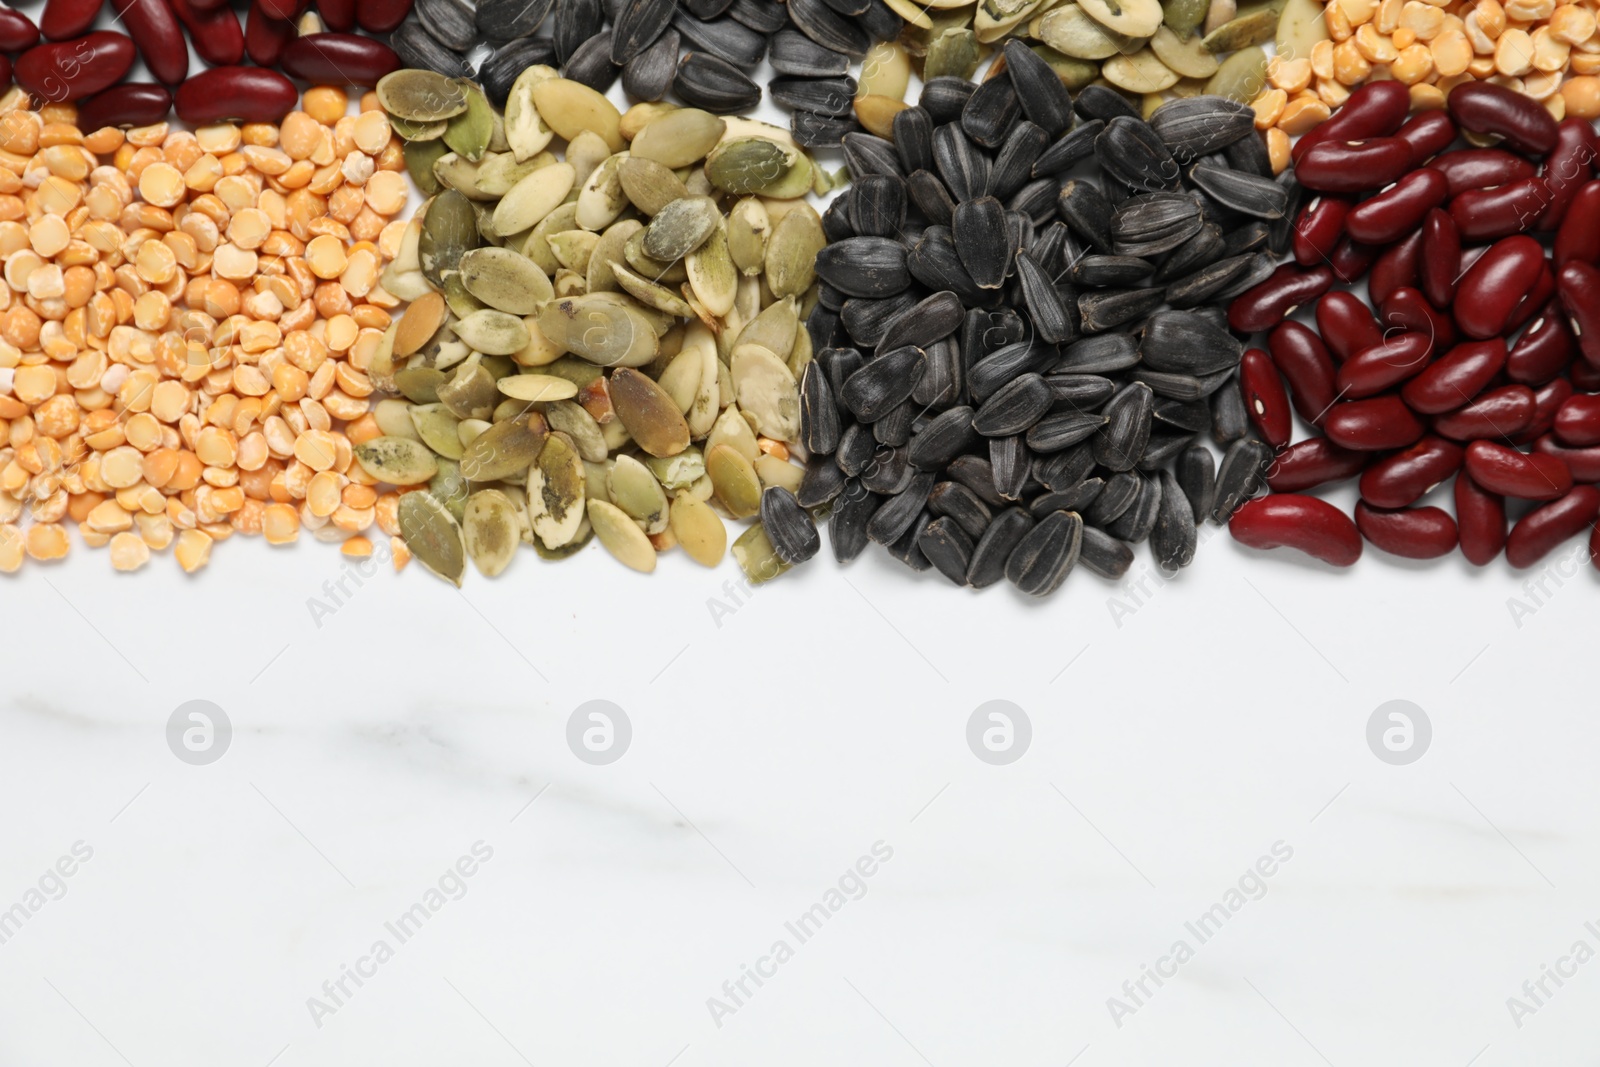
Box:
1557, 261, 1600, 367
357, 0, 414, 32
1454, 472, 1506, 564
1429, 148, 1537, 196
1453, 235, 1545, 339
1447, 81, 1560, 156
1536, 119, 1596, 230
319, 0, 357, 29
1507, 264, 1555, 336
0, 55, 10, 88
1292, 196, 1350, 267
1316, 291, 1383, 362
1292, 81, 1410, 165
280, 33, 402, 85
169, 0, 244, 65
1267, 439, 1368, 492
1228, 264, 1334, 334
1505, 486, 1600, 567
1450, 177, 1551, 241
1355, 502, 1459, 559
1327, 236, 1381, 283
1433, 385, 1537, 441
76, 83, 173, 130
1417, 208, 1459, 309
1395, 110, 1457, 165
186, 0, 230, 8
1337, 330, 1435, 398
1515, 378, 1574, 444
174, 67, 298, 124
1381, 287, 1455, 351
1555, 181, 1600, 267
1534, 434, 1600, 481
1553, 393, 1600, 446
1296, 137, 1414, 194
1507, 304, 1576, 385
1230, 494, 1363, 565
1572, 359, 1600, 392
1360, 435, 1464, 508
15, 33, 136, 103
1326, 396, 1427, 451
1239, 348, 1291, 449
1346, 168, 1449, 245
39, 0, 102, 41
257, 0, 308, 17
1401, 339, 1506, 414
1465, 439, 1573, 499
0, 8, 40, 51
245, 0, 296, 65
1268, 320, 1338, 424
109, 0, 188, 86
1368, 230, 1422, 307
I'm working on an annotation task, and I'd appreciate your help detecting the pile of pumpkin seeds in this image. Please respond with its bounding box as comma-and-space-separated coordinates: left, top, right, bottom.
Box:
366, 68, 831, 585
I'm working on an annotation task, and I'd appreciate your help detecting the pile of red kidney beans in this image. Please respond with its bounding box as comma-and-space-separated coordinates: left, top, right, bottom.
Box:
0, 0, 405, 127
1225, 79, 1600, 571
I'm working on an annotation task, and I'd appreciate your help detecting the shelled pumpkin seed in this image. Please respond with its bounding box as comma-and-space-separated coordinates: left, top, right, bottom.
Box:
376, 71, 824, 584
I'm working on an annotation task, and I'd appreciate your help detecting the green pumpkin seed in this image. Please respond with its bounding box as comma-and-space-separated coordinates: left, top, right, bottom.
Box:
617, 157, 691, 216
1029, 43, 1102, 88
1162, 0, 1209, 34
1202, 5, 1281, 52
726, 198, 770, 276
459, 411, 549, 481
443, 82, 494, 162
543, 399, 608, 461
441, 272, 487, 320
630, 108, 727, 168
395, 366, 447, 404
706, 442, 762, 518
392, 115, 448, 141
498, 373, 578, 402
474, 151, 552, 197
644, 447, 705, 490
399, 489, 467, 586
924, 26, 983, 79
587, 499, 656, 572
764, 206, 824, 299
454, 309, 532, 355
534, 521, 592, 560
706, 404, 758, 460
405, 139, 448, 195
576, 153, 631, 231
1149, 23, 1221, 75
704, 138, 796, 196
429, 458, 469, 521
623, 229, 688, 285
528, 431, 586, 548
546, 230, 599, 275
458, 246, 552, 315
531, 78, 624, 152
657, 341, 706, 416
378, 70, 468, 123
409, 403, 465, 459
610, 261, 695, 318
355, 436, 440, 485
1103, 49, 1181, 92
436, 359, 500, 420
730, 345, 800, 441
493, 161, 576, 236
586, 220, 643, 295
643, 196, 720, 261
504, 65, 557, 162
669, 494, 726, 566
754, 453, 804, 493
607, 455, 669, 534
1204, 44, 1268, 99
857, 41, 912, 98
610, 367, 691, 457
733, 297, 798, 361
419, 190, 479, 285
686, 221, 737, 317
976, 0, 1049, 41
463, 489, 521, 577
1036, 4, 1134, 57
523, 201, 579, 275
731, 522, 790, 584
1077, 0, 1164, 36
1274, 0, 1327, 60
537, 297, 659, 367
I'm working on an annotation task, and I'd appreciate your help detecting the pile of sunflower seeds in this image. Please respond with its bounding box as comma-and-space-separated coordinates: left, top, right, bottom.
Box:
367, 69, 832, 585
390, 0, 905, 147
790, 57, 1291, 595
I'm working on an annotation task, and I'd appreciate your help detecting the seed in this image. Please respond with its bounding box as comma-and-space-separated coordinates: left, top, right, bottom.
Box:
1005, 508, 1083, 595
760, 486, 820, 562
1026, 411, 1109, 452
731, 522, 793, 582
610, 367, 692, 456
788, 0, 871, 54
670, 493, 728, 565
839, 345, 925, 421
538, 296, 659, 367
355, 436, 441, 485
674, 11, 769, 66
377, 70, 469, 122
497, 374, 578, 402
588, 499, 658, 572
443, 82, 495, 163
770, 29, 851, 76
765, 206, 826, 298
1140, 309, 1243, 374
608, 455, 670, 533
400, 490, 468, 586
476, 0, 554, 40
460, 412, 550, 482
454, 309, 532, 355
814, 236, 911, 298
644, 195, 721, 261
612, 0, 675, 61
954, 197, 1012, 289
974, 373, 1054, 436
458, 247, 552, 315
531, 78, 624, 151
704, 137, 796, 195
492, 161, 576, 235
686, 222, 738, 316
675, 52, 761, 113
623, 28, 681, 101
1095, 116, 1182, 193
707, 443, 764, 518
726, 198, 771, 275
1211, 437, 1273, 521
866, 471, 937, 544
392, 21, 473, 77
801, 361, 842, 455
461, 489, 521, 577
1187, 159, 1288, 219
1093, 382, 1155, 471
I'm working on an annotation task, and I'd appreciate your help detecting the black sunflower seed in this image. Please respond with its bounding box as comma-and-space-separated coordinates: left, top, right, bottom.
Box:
990, 434, 1030, 500
672, 11, 767, 65
1026, 411, 1106, 452
1078, 287, 1166, 333
771, 75, 857, 117
685, 0, 733, 16
1002, 39, 1074, 138
919, 515, 974, 584
1006, 509, 1082, 596
1074, 84, 1140, 123
1211, 381, 1249, 445
1139, 433, 1196, 471
887, 510, 934, 570
815, 236, 910, 298
792, 110, 859, 148
1110, 192, 1202, 257
1079, 524, 1135, 579
761, 487, 820, 564
565, 33, 621, 91
874, 291, 962, 356
476, 0, 554, 39
1176, 444, 1217, 520
953, 197, 1010, 290
1083, 470, 1139, 526
829, 481, 879, 562
1046, 373, 1115, 411
768, 28, 849, 76
907, 228, 988, 306
821, 202, 854, 246
966, 506, 1033, 587
1016, 251, 1075, 345
847, 173, 907, 239
554, 0, 604, 61
947, 455, 1004, 507
808, 306, 843, 351
907, 170, 956, 228
842, 132, 903, 179
1154, 223, 1224, 284
861, 444, 912, 492
1165, 252, 1259, 308
479, 37, 558, 104
820, 0, 869, 15
391, 20, 472, 77
866, 471, 936, 544
973, 373, 1052, 436
1224, 125, 1273, 177
840, 345, 924, 420
727, 0, 787, 30
860, 0, 902, 37
920, 76, 977, 124
674, 52, 760, 113
621, 28, 679, 100
1007, 178, 1059, 226
1211, 437, 1273, 522
1140, 310, 1243, 376
928, 481, 993, 540
842, 292, 918, 347
912, 337, 963, 407
961, 74, 1020, 149
1030, 221, 1076, 279
873, 399, 916, 446
798, 455, 849, 508
801, 362, 841, 455
1152, 397, 1211, 433
1150, 469, 1196, 568
893, 107, 934, 174
1055, 332, 1139, 374
1071, 255, 1151, 287
1149, 95, 1256, 162
787, 0, 870, 55
1033, 444, 1094, 491
416, 0, 477, 50
1058, 179, 1114, 253
933, 124, 988, 202
1032, 475, 1103, 515
1095, 117, 1182, 193
908, 406, 978, 469
1032, 119, 1102, 178
968, 339, 1055, 402
1134, 368, 1226, 401
817, 347, 864, 398
1187, 159, 1289, 220
1105, 471, 1160, 542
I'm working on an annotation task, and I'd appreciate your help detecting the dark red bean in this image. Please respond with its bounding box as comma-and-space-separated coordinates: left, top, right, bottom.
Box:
1455, 472, 1506, 564
1572, 358, 1600, 392
1239, 348, 1291, 449
1450, 177, 1551, 240
14, 32, 136, 103
1267, 439, 1368, 492
1505, 486, 1600, 567
169, 0, 244, 66
257, 0, 308, 17
0, 56, 8, 88
1395, 109, 1457, 165
245, 0, 296, 66
1418, 208, 1459, 309
1516, 378, 1575, 444
1429, 148, 1537, 197
1328, 236, 1381, 283
174, 66, 298, 124
319, 0, 357, 29
1534, 434, 1600, 481
1337, 330, 1434, 398
1326, 396, 1427, 451
1368, 230, 1422, 307
1557, 260, 1600, 367
1453, 235, 1545, 339
1355, 502, 1459, 559
1401, 339, 1506, 414
1360, 435, 1464, 508
1433, 385, 1537, 441
1292, 195, 1351, 267
0, 8, 40, 51
1228, 264, 1334, 334
1292, 81, 1410, 165
1230, 494, 1363, 565
357, 0, 414, 32
1507, 304, 1577, 385
1536, 119, 1596, 230
1507, 263, 1555, 336
109, 0, 188, 86
1316, 290, 1383, 362
280, 33, 402, 86
1296, 137, 1414, 194
1447, 81, 1560, 156
1465, 439, 1573, 499
187, 0, 230, 8
39, 0, 101, 41
1346, 168, 1449, 245
1555, 181, 1600, 267
76, 83, 173, 130
1268, 320, 1338, 425
1553, 393, 1600, 446
1380, 287, 1455, 352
